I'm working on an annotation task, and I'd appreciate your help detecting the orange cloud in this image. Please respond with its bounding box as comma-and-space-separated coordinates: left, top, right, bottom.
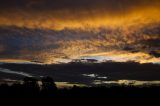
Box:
0, 0, 160, 63
0, 0, 160, 30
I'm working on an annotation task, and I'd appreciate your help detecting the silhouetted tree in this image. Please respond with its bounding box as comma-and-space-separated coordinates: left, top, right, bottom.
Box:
10, 83, 23, 96
0, 84, 10, 96
23, 77, 40, 95
41, 77, 57, 92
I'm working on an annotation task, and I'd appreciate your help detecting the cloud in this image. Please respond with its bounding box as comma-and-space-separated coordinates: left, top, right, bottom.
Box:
0, 0, 160, 30
0, 24, 160, 63
0, 45, 5, 52
0, 0, 160, 11
0, 0, 160, 63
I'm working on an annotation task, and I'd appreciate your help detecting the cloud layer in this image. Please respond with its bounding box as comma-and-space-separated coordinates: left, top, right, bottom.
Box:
0, 0, 160, 63
0, 0, 160, 30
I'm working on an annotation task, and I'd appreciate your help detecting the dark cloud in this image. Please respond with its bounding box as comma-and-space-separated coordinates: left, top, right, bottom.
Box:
0, 24, 160, 61
0, 0, 160, 12
0, 0, 160, 63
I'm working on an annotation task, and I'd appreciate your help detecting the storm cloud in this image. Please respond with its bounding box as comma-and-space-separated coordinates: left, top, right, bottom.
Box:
0, 0, 160, 63
0, 0, 159, 30
0, 0, 160, 11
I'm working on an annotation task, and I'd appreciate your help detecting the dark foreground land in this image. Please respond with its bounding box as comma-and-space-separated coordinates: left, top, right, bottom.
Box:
0, 77, 160, 106
1, 77, 159, 96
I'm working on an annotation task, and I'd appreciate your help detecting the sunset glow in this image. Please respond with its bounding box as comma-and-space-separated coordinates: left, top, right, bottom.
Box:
0, 0, 160, 64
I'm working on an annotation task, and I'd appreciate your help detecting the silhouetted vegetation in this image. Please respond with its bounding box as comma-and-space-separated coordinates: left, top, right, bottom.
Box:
41, 77, 57, 96
0, 77, 160, 98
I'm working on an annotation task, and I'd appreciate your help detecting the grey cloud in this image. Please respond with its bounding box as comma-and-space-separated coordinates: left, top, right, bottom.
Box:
0, 0, 160, 13
0, 23, 160, 60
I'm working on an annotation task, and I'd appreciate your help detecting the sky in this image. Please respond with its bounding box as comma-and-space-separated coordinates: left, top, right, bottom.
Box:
0, 0, 160, 63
